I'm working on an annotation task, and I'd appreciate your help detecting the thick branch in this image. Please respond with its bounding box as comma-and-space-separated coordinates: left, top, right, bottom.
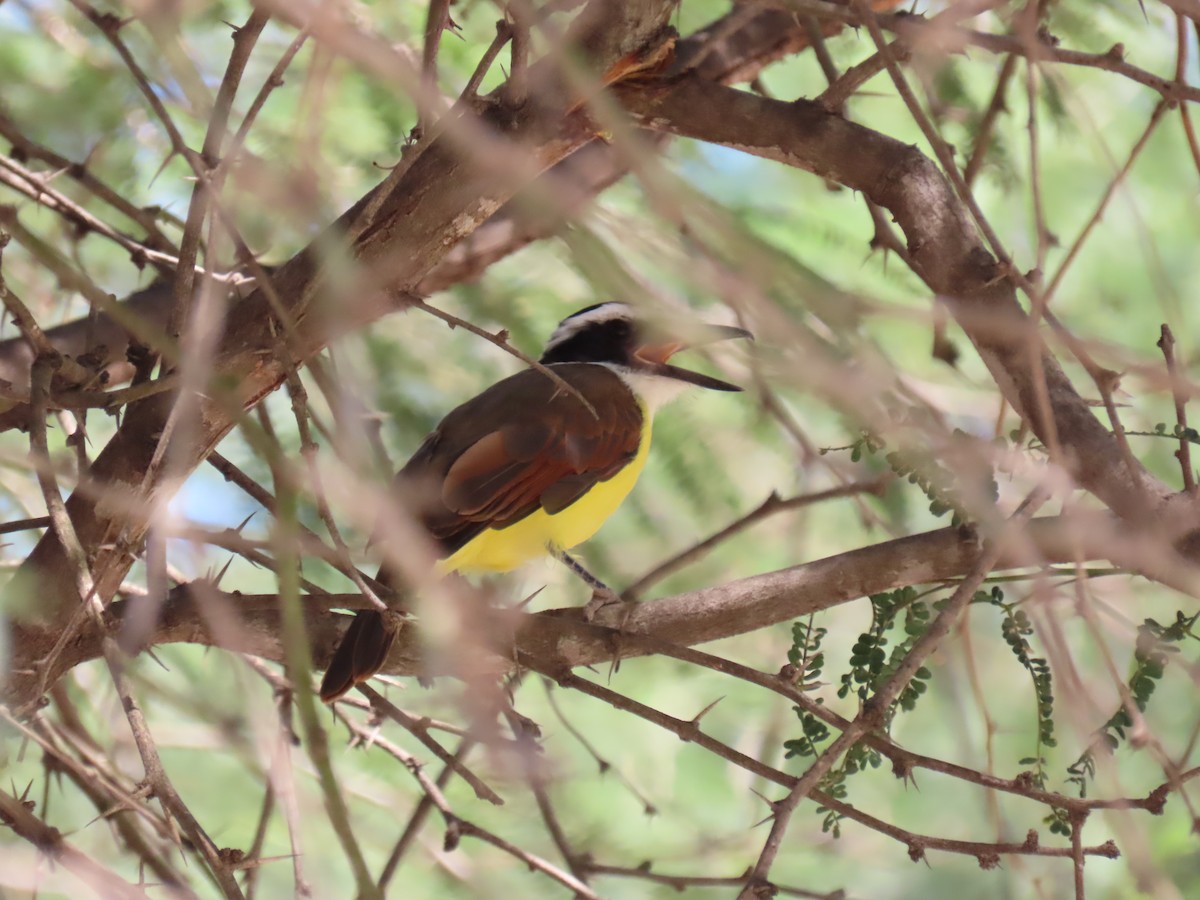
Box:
616, 75, 1181, 526
0, 2, 909, 401
6, 0, 678, 706
20, 514, 1182, 707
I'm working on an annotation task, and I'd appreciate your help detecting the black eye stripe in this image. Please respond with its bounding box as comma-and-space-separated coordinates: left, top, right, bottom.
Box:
540, 318, 637, 365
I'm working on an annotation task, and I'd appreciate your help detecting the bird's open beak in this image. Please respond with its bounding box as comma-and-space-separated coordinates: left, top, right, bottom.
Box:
634, 323, 753, 392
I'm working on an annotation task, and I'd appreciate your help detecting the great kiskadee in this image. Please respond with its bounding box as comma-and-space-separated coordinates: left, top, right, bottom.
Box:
319, 302, 751, 702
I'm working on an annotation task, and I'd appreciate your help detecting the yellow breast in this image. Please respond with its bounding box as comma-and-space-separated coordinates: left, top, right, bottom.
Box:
436, 414, 653, 574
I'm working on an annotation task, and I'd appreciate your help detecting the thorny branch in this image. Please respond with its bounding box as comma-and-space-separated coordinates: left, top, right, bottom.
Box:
2, 1, 1200, 897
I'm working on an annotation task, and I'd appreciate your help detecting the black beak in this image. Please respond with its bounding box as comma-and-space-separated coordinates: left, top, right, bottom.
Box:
650, 323, 753, 392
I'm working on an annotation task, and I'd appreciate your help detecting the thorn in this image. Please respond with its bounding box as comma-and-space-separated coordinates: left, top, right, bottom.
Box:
749, 787, 774, 808
689, 696, 724, 726
143, 647, 171, 672
515, 585, 546, 611
213, 556, 235, 587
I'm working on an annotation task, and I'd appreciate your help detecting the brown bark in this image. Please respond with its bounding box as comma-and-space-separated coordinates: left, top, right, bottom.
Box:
5, 0, 680, 707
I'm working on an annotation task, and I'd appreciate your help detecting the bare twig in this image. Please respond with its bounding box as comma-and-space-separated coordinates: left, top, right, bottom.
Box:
0, 111, 181, 248
27, 351, 246, 897
355, 684, 504, 805
0, 515, 50, 534
418, 0, 454, 136
625, 478, 891, 598
412, 298, 598, 417
1042, 101, 1169, 308
1157, 324, 1195, 493
0, 789, 150, 899
817, 37, 908, 112
964, 54, 1017, 187
168, 9, 270, 338
377, 740, 475, 889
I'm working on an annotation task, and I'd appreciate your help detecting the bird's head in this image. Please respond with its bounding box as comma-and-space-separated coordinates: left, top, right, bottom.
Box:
539, 302, 752, 391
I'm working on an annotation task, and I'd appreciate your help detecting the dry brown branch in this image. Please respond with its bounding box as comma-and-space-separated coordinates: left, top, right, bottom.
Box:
0, 788, 151, 899
29, 513, 1180, 706
167, 9, 270, 338
1, 3, 1198, 895
0, 111, 181, 249
355, 684, 504, 805
1158, 324, 1196, 493
8, 0, 679, 707
625, 477, 892, 597
533, 655, 1121, 868
615, 74, 1184, 525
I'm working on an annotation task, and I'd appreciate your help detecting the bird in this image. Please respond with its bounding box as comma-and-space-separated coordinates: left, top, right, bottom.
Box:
318, 302, 751, 702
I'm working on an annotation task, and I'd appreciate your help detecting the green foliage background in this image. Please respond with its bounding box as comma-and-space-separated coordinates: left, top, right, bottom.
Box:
1, 1, 1199, 897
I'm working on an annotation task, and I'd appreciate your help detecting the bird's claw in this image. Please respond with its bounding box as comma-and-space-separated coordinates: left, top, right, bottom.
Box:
583, 586, 623, 622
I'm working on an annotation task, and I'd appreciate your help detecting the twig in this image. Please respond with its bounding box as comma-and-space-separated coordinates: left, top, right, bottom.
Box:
531, 656, 1119, 865
800, 15, 839, 85
0, 109, 181, 249
356, 684, 504, 805
529, 777, 586, 882
582, 862, 840, 898
1157, 324, 1195, 492
226, 30, 311, 167
235, 657, 312, 897
242, 783, 275, 899
455, 818, 601, 899
817, 38, 908, 112
1041, 101, 1169, 308
1176, 13, 1200, 181
543, 682, 657, 813
626, 478, 891, 598
0, 157, 186, 273
377, 740, 475, 890
412, 299, 597, 417
1071, 809, 1087, 900
282, 364, 387, 612
0, 789, 150, 899
1, 700, 191, 892
778, 1, 1200, 105
265, 450, 380, 899
205, 451, 393, 603
842, 0, 1067, 470
737, 489, 1047, 896
964, 54, 1017, 187
0, 515, 50, 534
66, 2, 204, 170
169, 9, 270, 338
419, 0, 454, 136
612, 632, 1166, 817
1024, 46, 1050, 276
506, 2, 532, 107
331, 705, 458, 825
27, 353, 246, 897
461, 19, 513, 102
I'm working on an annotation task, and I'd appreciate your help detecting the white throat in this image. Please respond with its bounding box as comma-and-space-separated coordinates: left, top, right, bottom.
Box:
601, 364, 692, 413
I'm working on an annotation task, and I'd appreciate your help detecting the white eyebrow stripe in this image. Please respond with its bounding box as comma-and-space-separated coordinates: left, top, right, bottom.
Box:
542, 302, 634, 353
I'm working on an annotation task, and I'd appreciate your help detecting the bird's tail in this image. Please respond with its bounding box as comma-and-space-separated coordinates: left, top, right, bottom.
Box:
319, 610, 398, 703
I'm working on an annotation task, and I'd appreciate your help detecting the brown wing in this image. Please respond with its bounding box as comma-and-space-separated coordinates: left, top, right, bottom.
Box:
399, 363, 643, 556
319, 363, 641, 703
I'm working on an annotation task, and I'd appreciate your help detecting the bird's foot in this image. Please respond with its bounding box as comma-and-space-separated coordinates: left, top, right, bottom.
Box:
583, 586, 624, 622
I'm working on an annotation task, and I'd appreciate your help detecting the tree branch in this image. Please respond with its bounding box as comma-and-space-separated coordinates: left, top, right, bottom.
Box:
6, 0, 680, 705
615, 74, 1187, 529
15, 513, 1183, 709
